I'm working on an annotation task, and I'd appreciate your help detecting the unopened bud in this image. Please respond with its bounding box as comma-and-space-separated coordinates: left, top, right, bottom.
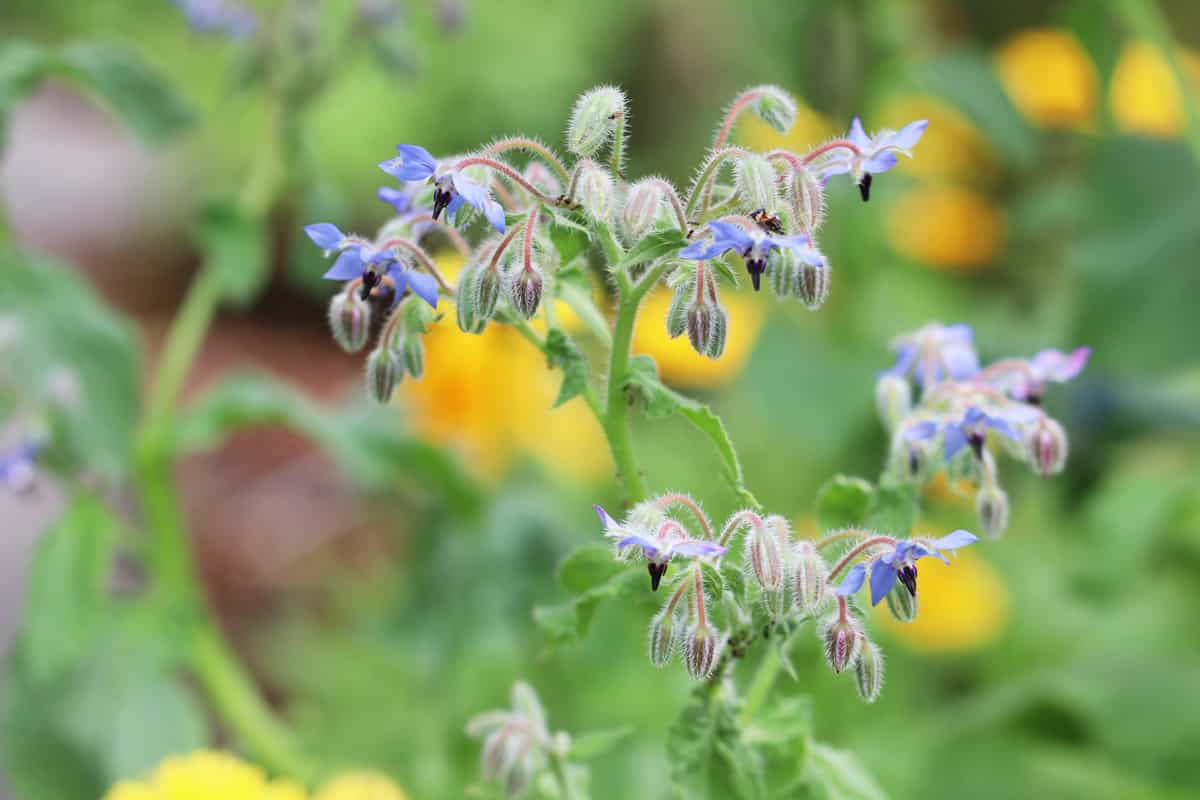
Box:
884, 581, 918, 622
797, 260, 829, 310
511, 267, 545, 319
686, 302, 727, 359
523, 161, 562, 199
821, 613, 863, 674
622, 178, 666, 240
329, 291, 371, 352
1027, 418, 1068, 477
577, 163, 615, 222
567, 86, 625, 157
683, 623, 723, 680
748, 85, 797, 133
768, 248, 797, 298
790, 166, 826, 234
648, 607, 680, 667
735, 153, 781, 215
402, 336, 424, 379
975, 484, 1009, 538
854, 638, 885, 703
455, 265, 486, 333
792, 540, 829, 615
875, 374, 912, 431
476, 265, 503, 320
746, 522, 785, 593
365, 348, 402, 403
666, 283, 690, 338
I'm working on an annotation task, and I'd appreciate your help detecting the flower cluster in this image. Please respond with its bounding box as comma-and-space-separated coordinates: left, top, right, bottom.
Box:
877, 322, 1089, 537
466, 682, 579, 799
170, 0, 257, 39
593, 492, 975, 700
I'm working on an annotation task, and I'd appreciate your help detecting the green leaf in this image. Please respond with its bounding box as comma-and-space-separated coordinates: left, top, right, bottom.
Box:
544, 328, 589, 407
807, 742, 887, 800
534, 568, 645, 650
549, 209, 594, 264
816, 476, 875, 531
570, 725, 635, 760
668, 685, 767, 799
56, 42, 194, 145
24, 495, 120, 682
626, 355, 681, 418
614, 228, 689, 272
0, 247, 141, 476
198, 201, 269, 306
867, 479, 918, 537
557, 543, 626, 595
0, 40, 50, 149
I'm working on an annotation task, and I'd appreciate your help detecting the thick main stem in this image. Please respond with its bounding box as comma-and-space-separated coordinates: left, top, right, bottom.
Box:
604, 286, 650, 504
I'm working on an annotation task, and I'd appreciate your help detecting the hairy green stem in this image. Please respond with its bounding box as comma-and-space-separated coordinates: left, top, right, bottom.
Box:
739, 647, 781, 725
604, 287, 650, 503
547, 748, 578, 800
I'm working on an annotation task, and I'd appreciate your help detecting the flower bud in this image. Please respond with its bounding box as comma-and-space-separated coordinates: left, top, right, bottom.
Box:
975, 484, 1009, 539
854, 639, 885, 703
790, 166, 826, 234
511, 267, 545, 319
752, 87, 797, 133
648, 607, 680, 668
328, 291, 372, 352
821, 613, 863, 674
476, 265, 503, 320
455, 265, 487, 334
686, 302, 727, 359
735, 153, 781, 214
792, 541, 829, 615
884, 581, 918, 622
566, 86, 626, 157
746, 522, 785, 593
1027, 418, 1068, 477
577, 163, 615, 222
875, 374, 912, 431
622, 178, 666, 240
768, 248, 797, 298
522, 161, 562, 199
666, 283, 690, 338
365, 348, 402, 403
683, 623, 724, 680
402, 336, 424, 379
797, 261, 829, 310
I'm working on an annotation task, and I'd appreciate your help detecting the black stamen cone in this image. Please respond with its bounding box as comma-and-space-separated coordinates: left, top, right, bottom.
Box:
648, 562, 668, 591
747, 258, 765, 291
968, 432, 985, 460
358, 270, 381, 301
432, 187, 453, 221
908, 447, 921, 477
858, 173, 873, 202
899, 565, 918, 597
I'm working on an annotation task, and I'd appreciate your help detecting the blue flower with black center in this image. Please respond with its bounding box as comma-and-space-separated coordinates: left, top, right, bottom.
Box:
680, 220, 825, 292
885, 322, 980, 388
595, 504, 726, 591
379, 145, 506, 233
304, 223, 439, 308
822, 117, 927, 201
905, 406, 1020, 462
835, 530, 978, 606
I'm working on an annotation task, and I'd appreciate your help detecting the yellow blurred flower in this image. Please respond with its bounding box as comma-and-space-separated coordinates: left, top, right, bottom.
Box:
314, 771, 408, 800
875, 548, 1010, 652
632, 288, 764, 389
738, 105, 838, 154
880, 96, 997, 183
996, 28, 1098, 128
102, 751, 308, 800
401, 255, 610, 481
1110, 41, 1200, 137
885, 185, 1004, 272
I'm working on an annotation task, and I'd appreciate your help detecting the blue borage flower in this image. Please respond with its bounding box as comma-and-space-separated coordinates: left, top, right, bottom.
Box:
680, 219, 825, 291
303, 223, 439, 308
171, 0, 257, 38
379, 144, 507, 234
905, 405, 1020, 461
595, 504, 726, 591
885, 322, 980, 388
835, 530, 978, 606
821, 117, 927, 201
983, 346, 1092, 403
0, 441, 40, 493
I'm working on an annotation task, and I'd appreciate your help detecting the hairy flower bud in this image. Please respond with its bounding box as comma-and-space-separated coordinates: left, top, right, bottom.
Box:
511, 267, 545, 319
455, 265, 487, 334
522, 161, 562, 199
577, 163, 615, 222
751, 86, 797, 133
792, 540, 829, 615
686, 302, 727, 359
648, 607, 680, 668
875, 374, 912, 431
746, 521, 785, 594
854, 639, 885, 703
768, 248, 797, 298
567, 86, 626, 158
797, 260, 829, 310
622, 178, 666, 240
683, 623, 723, 680
476, 265, 503, 319
975, 484, 1010, 539
790, 166, 826, 234
735, 153, 781, 214
821, 613, 863, 674
884, 581, 918, 622
666, 283, 690, 338
365, 348, 402, 403
402, 336, 424, 379
328, 291, 371, 352
1027, 418, 1068, 477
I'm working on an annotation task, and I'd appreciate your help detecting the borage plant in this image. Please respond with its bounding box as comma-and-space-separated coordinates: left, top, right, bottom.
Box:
305, 84, 1088, 797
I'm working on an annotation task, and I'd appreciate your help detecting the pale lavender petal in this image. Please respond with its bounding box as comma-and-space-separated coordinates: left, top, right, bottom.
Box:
594, 504, 619, 530
305, 223, 344, 249
888, 119, 928, 150
930, 529, 978, 551
388, 144, 438, 180
903, 420, 939, 441
869, 560, 897, 606
322, 250, 363, 280
672, 540, 727, 558
404, 269, 440, 308
943, 424, 967, 460
706, 220, 755, 253
863, 151, 898, 174
378, 187, 412, 213
848, 117, 870, 148
482, 198, 507, 234
679, 238, 732, 260
984, 415, 1019, 441
1031, 347, 1091, 382
835, 563, 867, 596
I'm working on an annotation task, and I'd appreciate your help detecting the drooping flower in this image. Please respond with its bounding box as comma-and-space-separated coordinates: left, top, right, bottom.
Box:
171, 0, 257, 39
379, 145, 506, 233
885, 322, 980, 388
304, 224, 439, 308
358, 246, 440, 308
905, 406, 1020, 461
596, 505, 725, 590
466, 682, 557, 799
835, 530, 978, 606
822, 117, 927, 201
679, 220, 824, 291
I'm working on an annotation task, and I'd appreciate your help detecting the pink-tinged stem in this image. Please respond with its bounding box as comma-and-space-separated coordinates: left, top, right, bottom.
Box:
800, 139, 861, 164
522, 206, 538, 273
718, 509, 765, 547
685, 146, 750, 218
828, 536, 897, 581
665, 574, 692, 615
377, 238, 453, 292
714, 89, 767, 150
454, 156, 560, 205
657, 493, 715, 541
643, 177, 689, 232
482, 137, 570, 181
692, 566, 707, 627
837, 595, 849, 622
815, 529, 869, 550
404, 214, 472, 259
488, 218, 527, 270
